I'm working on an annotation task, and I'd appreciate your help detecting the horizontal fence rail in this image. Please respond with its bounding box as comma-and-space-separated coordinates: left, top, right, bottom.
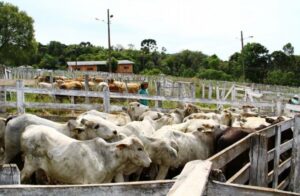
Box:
207, 116, 300, 193
0, 80, 278, 114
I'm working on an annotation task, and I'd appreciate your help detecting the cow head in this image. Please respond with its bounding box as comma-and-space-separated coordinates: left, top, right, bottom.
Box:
77, 118, 118, 140
126, 102, 149, 121
145, 137, 178, 165
116, 136, 151, 167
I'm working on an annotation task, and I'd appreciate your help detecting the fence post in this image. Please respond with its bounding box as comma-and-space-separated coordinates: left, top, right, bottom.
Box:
221, 82, 226, 99
276, 93, 282, 116
231, 85, 236, 101
208, 83, 212, 99
178, 82, 182, 98
249, 133, 268, 187
191, 83, 196, 99
49, 71, 53, 84
289, 115, 300, 192
155, 81, 162, 108
272, 125, 281, 188
103, 86, 110, 113
0, 164, 20, 185
0, 84, 6, 113
16, 80, 25, 114
216, 84, 220, 100
202, 83, 205, 99
84, 74, 89, 104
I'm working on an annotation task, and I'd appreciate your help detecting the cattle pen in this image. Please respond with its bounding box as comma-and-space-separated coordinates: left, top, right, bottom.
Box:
2, 68, 300, 195
1, 115, 300, 195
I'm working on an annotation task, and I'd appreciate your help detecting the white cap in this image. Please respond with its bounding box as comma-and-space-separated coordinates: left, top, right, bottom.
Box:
293, 95, 299, 98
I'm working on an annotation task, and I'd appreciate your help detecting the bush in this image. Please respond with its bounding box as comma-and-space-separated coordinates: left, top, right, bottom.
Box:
196, 69, 233, 81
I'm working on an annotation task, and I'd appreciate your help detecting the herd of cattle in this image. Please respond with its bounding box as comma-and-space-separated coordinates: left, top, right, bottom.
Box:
0, 102, 291, 185
35, 75, 142, 93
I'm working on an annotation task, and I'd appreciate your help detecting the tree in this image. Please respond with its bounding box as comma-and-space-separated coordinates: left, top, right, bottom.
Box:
38, 54, 59, 70
270, 51, 291, 71
283, 43, 294, 56
141, 39, 157, 53
196, 69, 233, 81
0, 2, 36, 66
242, 43, 270, 83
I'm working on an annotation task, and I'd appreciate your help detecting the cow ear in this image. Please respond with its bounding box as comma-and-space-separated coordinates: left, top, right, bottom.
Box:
116, 143, 128, 150
93, 123, 100, 129
67, 119, 79, 130
197, 127, 204, 132
122, 106, 128, 112
75, 128, 85, 134
157, 113, 162, 119
81, 119, 95, 128
170, 140, 179, 152
203, 124, 214, 129
81, 118, 88, 125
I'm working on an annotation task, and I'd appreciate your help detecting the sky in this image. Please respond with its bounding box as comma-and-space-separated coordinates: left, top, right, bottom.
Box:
3, 0, 300, 60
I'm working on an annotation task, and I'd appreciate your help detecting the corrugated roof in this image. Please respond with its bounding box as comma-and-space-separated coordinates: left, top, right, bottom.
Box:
67, 60, 134, 66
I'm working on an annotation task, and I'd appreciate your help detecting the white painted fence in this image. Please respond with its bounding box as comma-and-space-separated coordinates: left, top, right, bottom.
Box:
0, 80, 279, 114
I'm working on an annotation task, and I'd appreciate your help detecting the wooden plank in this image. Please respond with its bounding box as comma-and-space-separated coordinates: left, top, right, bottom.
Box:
272, 125, 282, 188
84, 74, 89, 104
249, 133, 268, 187
1, 85, 276, 107
208, 83, 212, 99
277, 177, 289, 191
202, 83, 205, 99
16, 80, 25, 114
25, 102, 103, 111
103, 87, 110, 113
167, 160, 212, 196
0, 180, 175, 196
207, 181, 300, 196
226, 162, 250, 184
268, 158, 291, 183
285, 104, 300, 112
208, 134, 251, 169
0, 164, 20, 185
191, 83, 195, 99
268, 139, 293, 162
0, 102, 16, 107
258, 119, 294, 138
289, 115, 300, 192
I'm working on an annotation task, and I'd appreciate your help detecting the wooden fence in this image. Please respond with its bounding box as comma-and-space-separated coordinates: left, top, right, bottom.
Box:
4, 67, 300, 96
168, 115, 300, 195
0, 80, 279, 115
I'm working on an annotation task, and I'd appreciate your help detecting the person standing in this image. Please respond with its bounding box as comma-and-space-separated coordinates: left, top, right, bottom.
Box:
138, 82, 149, 106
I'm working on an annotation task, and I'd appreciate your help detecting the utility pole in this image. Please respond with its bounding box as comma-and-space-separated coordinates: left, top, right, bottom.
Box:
241, 31, 244, 50
241, 30, 245, 81
240, 30, 253, 82
107, 9, 113, 73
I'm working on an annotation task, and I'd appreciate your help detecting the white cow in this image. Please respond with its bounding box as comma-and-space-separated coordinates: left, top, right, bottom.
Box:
124, 102, 149, 121
153, 125, 217, 180
21, 125, 151, 184
183, 110, 232, 126
239, 117, 270, 129
138, 111, 164, 121
77, 114, 178, 181
0, 117, 5, 163
4, 113, 117, 164
79, 110, 131, 126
